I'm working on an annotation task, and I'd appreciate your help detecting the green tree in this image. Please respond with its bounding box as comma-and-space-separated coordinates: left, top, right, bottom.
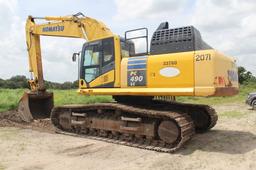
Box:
4, 75, 28, 89
61, 82, 73, 89
72, 80, 79, 88
0, 78, 4, 88
238, 66, 256, 84
0, 75, 80, 89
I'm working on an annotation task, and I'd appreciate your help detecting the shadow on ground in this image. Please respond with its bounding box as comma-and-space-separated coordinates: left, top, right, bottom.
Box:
179, 129, 256, 155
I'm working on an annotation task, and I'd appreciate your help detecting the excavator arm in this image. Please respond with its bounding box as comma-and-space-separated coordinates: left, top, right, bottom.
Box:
26, 13, 113, 91
19, 13, 114, 122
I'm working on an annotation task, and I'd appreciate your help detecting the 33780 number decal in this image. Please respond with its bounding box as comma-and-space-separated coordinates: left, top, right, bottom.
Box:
195, 54, 211, 61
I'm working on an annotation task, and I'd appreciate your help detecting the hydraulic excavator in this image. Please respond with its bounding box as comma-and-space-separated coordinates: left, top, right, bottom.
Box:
18, 13, 239, 152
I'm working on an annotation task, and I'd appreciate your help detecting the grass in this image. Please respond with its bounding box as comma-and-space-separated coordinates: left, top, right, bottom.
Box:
0, 89, 24, 112
52, 89, 112, 106
0, 89, 112, 112
0, 83, 255, 112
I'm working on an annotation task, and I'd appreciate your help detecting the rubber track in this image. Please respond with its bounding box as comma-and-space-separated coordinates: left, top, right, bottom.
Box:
51, 103, 195, 153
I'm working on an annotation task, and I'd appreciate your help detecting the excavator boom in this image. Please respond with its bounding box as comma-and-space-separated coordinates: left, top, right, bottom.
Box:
19, 13, 114, 122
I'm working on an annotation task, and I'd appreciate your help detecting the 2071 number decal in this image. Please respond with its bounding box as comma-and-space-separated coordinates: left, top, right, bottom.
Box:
195, 54, 211, 61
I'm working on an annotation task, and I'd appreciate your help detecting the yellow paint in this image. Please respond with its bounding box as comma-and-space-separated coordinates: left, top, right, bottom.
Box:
79, 79, 87, 88
194, 49, 239, 96
113, 36, 121, 87
33, 16, 113, 40
79, 87, 194, 96
79, 49, 239, 97
194, 50, 215, 96
147, 51, 194, 88
121, 58, 128, 87
89, 70, 115, 87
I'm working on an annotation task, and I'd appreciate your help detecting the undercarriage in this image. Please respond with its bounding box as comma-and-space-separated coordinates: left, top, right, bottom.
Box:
51, 97, 217, 153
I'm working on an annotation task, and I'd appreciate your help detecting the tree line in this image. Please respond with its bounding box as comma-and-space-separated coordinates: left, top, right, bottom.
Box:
238, 66, 256, 84
0, 76, 78, 89
0, 66, 255, 89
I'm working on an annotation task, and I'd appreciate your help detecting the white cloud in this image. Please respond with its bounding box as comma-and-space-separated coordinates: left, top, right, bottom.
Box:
0, 0, 85, 82
240, 14, 256, 38
40, 37, 85, 82
114, 0, 186, 20
114, 0, 256, 75
0, 0, 27, 79
190, 0, 256, 74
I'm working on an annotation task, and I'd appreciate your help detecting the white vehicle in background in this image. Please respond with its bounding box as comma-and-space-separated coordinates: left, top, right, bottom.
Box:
246, 92, 256, 110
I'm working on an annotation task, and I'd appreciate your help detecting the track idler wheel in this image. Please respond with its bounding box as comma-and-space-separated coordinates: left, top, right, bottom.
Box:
158, 120, 181, 145
18, 91, 54, 122
188, 109, 217, 133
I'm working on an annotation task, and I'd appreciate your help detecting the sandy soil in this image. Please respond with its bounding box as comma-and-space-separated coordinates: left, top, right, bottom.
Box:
0, 103, 256, 170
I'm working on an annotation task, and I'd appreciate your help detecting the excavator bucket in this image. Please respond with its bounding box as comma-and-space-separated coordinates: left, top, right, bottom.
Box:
17, 91, 53, 122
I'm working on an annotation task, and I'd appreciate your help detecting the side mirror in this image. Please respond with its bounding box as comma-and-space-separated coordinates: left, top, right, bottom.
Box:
72, 53, 80, 62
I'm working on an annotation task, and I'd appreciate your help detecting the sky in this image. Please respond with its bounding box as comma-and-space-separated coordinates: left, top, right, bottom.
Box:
0, 0, 255, 82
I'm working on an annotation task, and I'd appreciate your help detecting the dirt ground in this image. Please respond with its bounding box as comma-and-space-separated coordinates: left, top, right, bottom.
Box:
0, 103, 256, 170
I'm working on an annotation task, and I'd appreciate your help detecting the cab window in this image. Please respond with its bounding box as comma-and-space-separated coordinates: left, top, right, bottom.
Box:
84, 45, 100, 66
83, 45, 100, 82
84, 68, 99, 82
103, 39, 114, 65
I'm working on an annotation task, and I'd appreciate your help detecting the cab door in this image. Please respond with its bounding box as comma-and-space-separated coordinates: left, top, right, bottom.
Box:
80, 37, 115, 88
